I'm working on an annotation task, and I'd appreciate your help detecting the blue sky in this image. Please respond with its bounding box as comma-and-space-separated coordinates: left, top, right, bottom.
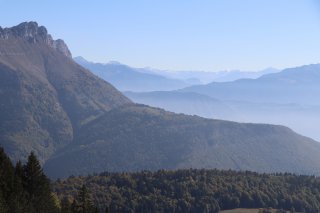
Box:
1, 0, 320, 71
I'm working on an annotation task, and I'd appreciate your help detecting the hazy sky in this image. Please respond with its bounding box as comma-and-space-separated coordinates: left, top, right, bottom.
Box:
1, 0, 320, 71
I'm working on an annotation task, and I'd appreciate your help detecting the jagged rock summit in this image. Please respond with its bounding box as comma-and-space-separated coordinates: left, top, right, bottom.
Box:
0, 21, 71, 57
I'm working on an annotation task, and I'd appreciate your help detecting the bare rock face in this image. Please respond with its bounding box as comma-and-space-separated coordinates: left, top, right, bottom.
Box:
0, 22, 72, 58
51, 39, 72, 58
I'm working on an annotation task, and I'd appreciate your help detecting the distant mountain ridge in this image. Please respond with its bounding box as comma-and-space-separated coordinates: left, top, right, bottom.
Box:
145, 67, 279, 84
124, 91, 235, 120
74, 56, 190, 92
2, 22, 320, 179
75, 57, 280, 91
181, 64, 320, 104
128, 64, 320, 141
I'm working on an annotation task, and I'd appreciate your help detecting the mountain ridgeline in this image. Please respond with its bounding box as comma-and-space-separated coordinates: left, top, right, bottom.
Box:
180, 64, 320, 105
45, 104, 320, 179
126, 64, 320, 141
1, 22, 320, 179
74, 56, 190, 92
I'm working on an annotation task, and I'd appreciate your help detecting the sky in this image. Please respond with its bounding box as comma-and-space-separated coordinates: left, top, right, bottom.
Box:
1, 0, 320, 71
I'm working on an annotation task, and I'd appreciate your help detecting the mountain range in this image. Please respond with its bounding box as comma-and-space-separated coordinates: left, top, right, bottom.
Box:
144, 67, 279, 84
1, 22, 320, 179
126, 64, 320, 141
181, 64, 320, 105
74, 56, 280, 91
74, 56, 190, 92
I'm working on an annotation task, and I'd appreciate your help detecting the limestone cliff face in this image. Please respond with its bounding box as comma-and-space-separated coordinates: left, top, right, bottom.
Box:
0, 22, 72, 58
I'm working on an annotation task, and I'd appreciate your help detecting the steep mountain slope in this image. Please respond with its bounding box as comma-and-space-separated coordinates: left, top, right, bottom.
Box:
74, 56, 189, 92
45, 104, 320, 178
0, 22, 130, 163
2, 22, 320, 179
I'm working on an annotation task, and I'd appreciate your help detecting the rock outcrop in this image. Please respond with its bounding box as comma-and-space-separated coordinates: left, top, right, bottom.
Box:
0, 21, 71, 58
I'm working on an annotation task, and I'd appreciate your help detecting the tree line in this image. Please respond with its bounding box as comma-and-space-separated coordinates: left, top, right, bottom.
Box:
54, 170, 320, 213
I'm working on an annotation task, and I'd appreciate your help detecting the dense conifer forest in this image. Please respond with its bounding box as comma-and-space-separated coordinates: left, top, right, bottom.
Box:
2, 147, 320, 213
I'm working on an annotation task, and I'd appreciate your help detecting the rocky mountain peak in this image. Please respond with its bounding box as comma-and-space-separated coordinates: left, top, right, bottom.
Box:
0, 21, 72, 58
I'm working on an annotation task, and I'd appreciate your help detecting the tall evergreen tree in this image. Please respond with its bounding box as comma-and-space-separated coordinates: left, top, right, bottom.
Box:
0, 148, 14, 202
8, 161, 28, 213
0, 148, 63, 213
78, 185, 94, 213
0, 147, 14, 213
24, 152, 59, 213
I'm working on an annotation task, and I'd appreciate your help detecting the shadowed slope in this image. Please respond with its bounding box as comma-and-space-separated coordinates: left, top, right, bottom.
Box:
45, 105, 320, 178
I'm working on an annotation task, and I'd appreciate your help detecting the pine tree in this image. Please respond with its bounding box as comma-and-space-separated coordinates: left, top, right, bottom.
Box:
24, 152, 59, 213
8, 161, 28, 213
0, 147, 14, 200
0, 147, 14, 213
24, 152, 44, 195
78, 185, 94, 213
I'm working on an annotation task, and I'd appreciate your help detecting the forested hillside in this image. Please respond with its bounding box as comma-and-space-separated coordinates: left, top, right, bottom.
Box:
44, 105, 320, 179
54, 169, 320, 213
